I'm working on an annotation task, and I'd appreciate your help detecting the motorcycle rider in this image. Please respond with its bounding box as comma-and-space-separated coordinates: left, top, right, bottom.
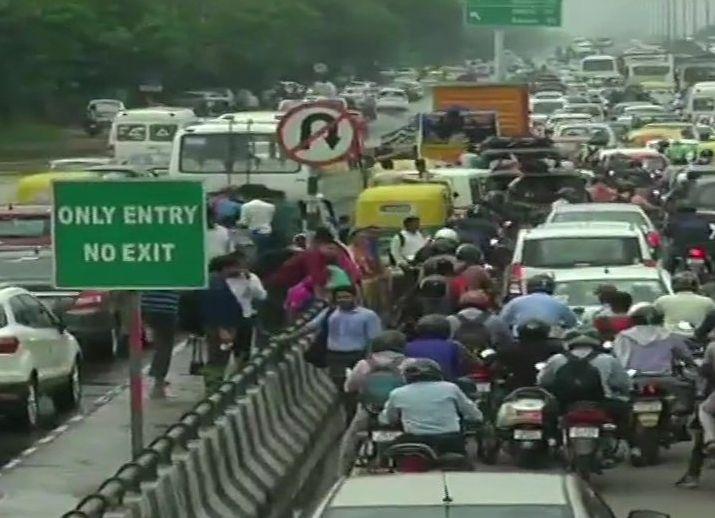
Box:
500, 319, 564, 390
662, 203, 712, 273
594, 290, 635, 341
537, 331, 633, 452
404, 314, 474, 380
451, 205, 499, 255
339, 330, 407, 475
447, 290, 514, 354
379, 358, 483, 455
500, 274, 579, 331
654, 272, 715, 332
613, 304, 695, 374
389, 216, 428, 268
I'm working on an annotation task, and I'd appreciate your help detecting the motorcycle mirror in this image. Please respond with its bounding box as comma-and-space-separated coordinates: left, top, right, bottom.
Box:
535, 362, 546, 372
489, 238, 499, 246
603, 340, 613, 350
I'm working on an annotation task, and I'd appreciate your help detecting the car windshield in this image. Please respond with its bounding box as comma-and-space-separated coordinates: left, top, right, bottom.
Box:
522, 237, 642, 267
0, 217, 50, 238
533, 102, 563, 114
554, 279, 666, 307
552, 211, 647, 227
632, 65, 671, 76
179, 133, 299, 173
693, 97, 715, 112
323, 505, 571, 518
583, 59, 615, 72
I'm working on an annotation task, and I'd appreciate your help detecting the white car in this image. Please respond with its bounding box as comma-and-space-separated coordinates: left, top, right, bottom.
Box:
533, 90, 565, 101
0, 286, 81, 428
530, 98, 566, 125
546, 202, 657, 237
376, 88, 409, 111
553, 265, 672, 321
547, 112, 594, 129
506, 222, 654, 296
552, 123, 617, 147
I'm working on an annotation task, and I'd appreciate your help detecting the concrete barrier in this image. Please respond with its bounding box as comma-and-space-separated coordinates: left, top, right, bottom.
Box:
63, 301, 344, 518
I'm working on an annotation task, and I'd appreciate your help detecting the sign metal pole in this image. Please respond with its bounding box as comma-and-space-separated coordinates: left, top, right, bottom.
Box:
129, 292, 144, 458
494, 28, 505, 82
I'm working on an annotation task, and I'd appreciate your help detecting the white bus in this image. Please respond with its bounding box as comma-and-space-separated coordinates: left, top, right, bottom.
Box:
624, 54, 674, 87
109, 107, 199, 170
686, 83, 715, 120
167, 113, 366, 219
580, 55, 620, 80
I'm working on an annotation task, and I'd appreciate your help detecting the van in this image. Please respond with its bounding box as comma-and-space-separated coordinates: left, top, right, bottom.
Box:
109, 107, 199, 169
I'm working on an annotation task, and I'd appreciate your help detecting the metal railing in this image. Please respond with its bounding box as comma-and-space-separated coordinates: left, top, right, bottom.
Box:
61, 302, 326, 518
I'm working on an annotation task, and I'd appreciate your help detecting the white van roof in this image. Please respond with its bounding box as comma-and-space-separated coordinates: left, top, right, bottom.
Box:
114, 107, 197, 121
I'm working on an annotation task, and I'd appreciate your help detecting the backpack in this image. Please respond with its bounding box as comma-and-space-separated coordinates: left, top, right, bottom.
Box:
359, 356, 405, 408
453, 313, 491, 353
551, 350, 605, 406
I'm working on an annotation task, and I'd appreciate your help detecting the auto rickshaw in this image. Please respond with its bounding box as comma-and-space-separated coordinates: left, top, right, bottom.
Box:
17, 171, 99, 204
627, 123, 699, 147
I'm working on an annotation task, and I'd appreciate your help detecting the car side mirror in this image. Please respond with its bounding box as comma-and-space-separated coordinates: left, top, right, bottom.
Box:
627, 511, 670, 518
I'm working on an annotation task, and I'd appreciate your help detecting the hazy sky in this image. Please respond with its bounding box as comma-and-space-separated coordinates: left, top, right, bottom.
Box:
562, 0, 715, 40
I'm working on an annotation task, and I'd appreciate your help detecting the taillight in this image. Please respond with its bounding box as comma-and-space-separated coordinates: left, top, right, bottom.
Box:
565, 408, 610, 425
509, 263, 525, 294
471, 365, 492, 382
647, 231, 661, 249
688, 247, 707, 260
0, 336, 20, 354
69, 291, 106, 313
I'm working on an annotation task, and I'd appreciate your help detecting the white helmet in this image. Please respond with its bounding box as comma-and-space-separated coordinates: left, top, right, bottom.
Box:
434, 227, 459, 242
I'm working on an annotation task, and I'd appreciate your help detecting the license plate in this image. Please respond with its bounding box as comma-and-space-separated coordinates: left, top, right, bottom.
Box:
687, 258, 705, 265
372, 431, 401, 442
569, 427, 599, 439
513, 429, 542, 440
634, 400, 662, 413
476, 382, 491, 394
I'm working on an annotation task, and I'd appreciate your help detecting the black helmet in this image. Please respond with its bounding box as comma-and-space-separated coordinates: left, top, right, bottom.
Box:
527, 274, 556, 295
456, 243, 484, 265
628, 303, 665, 326
415, 314, 452, 339
403, 358, 444, 383
419, 275, 448, 298
672, 271, 699, 293
370, 330, 407, 354
422, 256, 455, 277
517, 319, 551, 341
431, 238, 458, 256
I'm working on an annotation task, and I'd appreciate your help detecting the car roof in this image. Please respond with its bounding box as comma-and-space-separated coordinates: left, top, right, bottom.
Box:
328, 473, 569, 507
551, 203, 645, 214
524, 222, 642, 238
552, 265, 667, 283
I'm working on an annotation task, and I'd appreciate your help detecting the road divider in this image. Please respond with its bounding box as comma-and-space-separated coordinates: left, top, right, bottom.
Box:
62, 301, 344, 518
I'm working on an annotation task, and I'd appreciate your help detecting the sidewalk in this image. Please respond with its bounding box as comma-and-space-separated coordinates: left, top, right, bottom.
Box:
0, 342, 205, 518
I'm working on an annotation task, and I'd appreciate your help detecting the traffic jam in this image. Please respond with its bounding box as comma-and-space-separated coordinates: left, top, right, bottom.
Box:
2, 7, 715, 518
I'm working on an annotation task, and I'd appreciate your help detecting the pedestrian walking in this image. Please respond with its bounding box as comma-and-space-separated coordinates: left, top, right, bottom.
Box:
141, 290, 181, 398
239, 196, 276, 255
200, 253, 267, 394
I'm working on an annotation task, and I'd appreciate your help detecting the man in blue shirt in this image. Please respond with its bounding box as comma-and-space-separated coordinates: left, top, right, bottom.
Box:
306, 285, 382, 385
500, 274, 578, 332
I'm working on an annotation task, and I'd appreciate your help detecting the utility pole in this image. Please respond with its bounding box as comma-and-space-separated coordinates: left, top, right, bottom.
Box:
666, 0, 672, 41
707, 0, 713, 27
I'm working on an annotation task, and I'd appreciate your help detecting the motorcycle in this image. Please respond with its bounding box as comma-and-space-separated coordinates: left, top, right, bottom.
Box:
352, 402, 403, 473
496, 386, 556, 468
562, 402, 619, 481
629, 371, 695, 467
677, 246, 712, 282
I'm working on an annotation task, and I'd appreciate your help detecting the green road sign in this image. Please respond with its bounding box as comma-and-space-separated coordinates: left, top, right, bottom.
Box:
466, 0, 562, 27
53, 180, 206, 289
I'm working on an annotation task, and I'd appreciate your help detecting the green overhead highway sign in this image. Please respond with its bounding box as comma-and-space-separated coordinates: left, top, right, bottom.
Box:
466, 0, 562, 27
52, 179, 206, 289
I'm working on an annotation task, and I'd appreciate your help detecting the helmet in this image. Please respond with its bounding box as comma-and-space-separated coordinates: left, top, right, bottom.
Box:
434, 227, 459, 242
415, 314, 452, 339
517, 319, 551, 341
431, 238, 458, 256
458, 290, 491, 311
422, 256, 455, 276
403, 358, 444, 383
672, 271, 699, 293
563, 329, 601, 349
370, 330, 407, 354
456, 244, 484, 265
628, 303, 664, 326
526, 274, 556, 295
419, 275, 448, 298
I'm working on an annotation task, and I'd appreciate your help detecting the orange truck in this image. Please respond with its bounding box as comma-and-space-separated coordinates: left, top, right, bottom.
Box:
423, 83, 530, 162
